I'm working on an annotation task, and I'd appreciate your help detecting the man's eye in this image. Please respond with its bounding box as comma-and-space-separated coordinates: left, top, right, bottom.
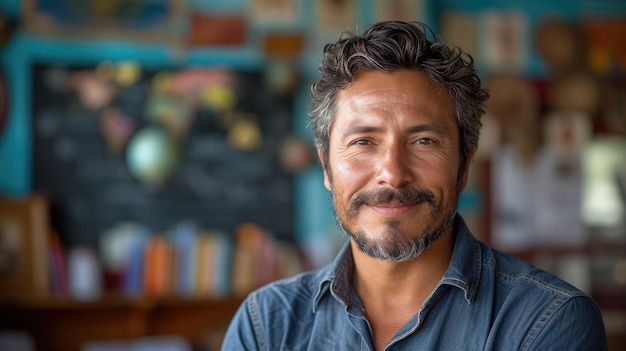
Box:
415, 138, 435, 145
353, 139, 371, 145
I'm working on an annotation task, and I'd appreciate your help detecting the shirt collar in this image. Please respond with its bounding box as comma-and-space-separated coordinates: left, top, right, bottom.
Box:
441, 215, 482, 304
311, 215, 482, 312
312, 240, 353, 313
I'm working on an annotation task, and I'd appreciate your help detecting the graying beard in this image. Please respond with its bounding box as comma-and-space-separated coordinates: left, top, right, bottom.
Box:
339, 209, 457, 262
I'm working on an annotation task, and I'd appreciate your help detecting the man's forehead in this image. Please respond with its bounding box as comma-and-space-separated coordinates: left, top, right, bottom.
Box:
336, 71, 448, 105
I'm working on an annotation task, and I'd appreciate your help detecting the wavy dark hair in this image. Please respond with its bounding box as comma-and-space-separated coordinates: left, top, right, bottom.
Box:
309, 21, 489, 173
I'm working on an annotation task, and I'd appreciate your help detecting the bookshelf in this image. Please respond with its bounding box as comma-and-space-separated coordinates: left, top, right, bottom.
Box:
0, 194, 309, 350
0, 296, 243, 351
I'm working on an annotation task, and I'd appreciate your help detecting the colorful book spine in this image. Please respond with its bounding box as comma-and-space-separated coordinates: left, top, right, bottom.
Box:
122, 232, 147, 297
143, 234, 172, 297
172, 221, 198, 297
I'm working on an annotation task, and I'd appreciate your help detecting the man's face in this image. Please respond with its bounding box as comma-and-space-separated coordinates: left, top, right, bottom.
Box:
321, 69, 472, 262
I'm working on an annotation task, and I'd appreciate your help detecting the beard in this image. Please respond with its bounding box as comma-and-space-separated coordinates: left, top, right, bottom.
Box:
332, 185, 458, 262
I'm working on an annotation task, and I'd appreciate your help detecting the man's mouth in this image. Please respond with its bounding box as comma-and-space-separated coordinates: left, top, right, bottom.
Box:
367, 200, 422, 217
347, 187, 435, 218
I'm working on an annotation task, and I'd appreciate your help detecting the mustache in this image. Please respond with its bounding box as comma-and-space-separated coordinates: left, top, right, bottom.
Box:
349, 187, 435, 212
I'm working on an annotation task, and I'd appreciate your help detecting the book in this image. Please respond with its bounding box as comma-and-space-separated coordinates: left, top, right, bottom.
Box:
231, 223, 271, 296
122, 231, 148, 297
195, 230, 232, 298
211, 232, 233, 298
143, 234, 173, 297
48, 230, 68, 296
195, 231, 216, 297
171, 221, 198, 297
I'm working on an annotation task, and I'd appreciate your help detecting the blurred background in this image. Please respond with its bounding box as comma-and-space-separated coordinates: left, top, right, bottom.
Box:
0, 0, 624, 350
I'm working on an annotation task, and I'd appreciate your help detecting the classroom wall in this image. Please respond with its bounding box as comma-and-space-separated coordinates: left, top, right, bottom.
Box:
0, 0, 624, 249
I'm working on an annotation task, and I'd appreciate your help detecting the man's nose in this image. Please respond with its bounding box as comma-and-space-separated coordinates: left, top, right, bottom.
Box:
374, 145, 414, 188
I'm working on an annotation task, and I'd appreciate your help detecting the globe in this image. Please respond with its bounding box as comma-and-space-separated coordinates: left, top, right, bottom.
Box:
126, 126, 179, 187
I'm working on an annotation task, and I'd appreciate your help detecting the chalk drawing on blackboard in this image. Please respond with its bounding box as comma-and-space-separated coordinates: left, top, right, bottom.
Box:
32, 63, 294, 248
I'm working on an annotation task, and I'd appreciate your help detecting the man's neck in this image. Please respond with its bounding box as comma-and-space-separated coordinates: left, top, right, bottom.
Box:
350, 231, 455, 350
351, 231, 454, 304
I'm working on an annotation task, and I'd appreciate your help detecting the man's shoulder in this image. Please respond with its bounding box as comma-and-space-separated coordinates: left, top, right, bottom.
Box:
478, 245, 607, 350
484, 243, 589, 300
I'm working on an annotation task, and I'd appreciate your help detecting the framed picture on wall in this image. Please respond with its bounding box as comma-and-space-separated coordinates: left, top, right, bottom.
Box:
21, 0, 185, 42
317, 0, 356, 30
479, 10, 528, 73
0, 194, 50, 300
249, 0, 299, 26
375, 0, 424, 23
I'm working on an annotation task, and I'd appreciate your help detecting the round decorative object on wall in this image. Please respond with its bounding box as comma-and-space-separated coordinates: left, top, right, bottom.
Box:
535, 18, 586, 75
0, 68, 8, 139
126, 126, 180, 188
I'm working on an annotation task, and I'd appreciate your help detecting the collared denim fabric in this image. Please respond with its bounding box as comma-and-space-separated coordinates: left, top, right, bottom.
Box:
221, 216, 607, 351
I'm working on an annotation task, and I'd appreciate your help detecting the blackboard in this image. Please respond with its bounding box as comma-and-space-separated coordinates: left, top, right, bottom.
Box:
32, 63, 294, 248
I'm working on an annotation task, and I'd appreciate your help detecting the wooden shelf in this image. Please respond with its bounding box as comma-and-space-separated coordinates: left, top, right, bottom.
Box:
0, 296, 243, 351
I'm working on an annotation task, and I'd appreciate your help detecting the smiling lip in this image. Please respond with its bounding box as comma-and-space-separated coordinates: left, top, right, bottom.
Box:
367, 201, 420, 217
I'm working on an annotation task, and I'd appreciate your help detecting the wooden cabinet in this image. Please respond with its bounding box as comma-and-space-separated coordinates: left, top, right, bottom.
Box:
0, 296, 242, 351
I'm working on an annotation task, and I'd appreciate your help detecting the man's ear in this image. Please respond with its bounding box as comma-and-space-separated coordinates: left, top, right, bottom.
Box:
318, 148, 332, 191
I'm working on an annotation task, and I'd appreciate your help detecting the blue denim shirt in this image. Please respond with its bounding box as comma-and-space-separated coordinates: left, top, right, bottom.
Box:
222, 216, 607, 350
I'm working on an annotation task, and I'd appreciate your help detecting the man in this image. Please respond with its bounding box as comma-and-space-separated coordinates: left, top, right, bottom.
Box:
221, 21, 607, 350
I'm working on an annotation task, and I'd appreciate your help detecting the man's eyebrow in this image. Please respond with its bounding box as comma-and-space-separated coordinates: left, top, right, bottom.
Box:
341, 125, 383, 138
406, 123, 449, 135
341, 123, 449, 138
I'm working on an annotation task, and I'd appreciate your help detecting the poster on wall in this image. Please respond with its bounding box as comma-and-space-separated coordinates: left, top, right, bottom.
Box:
375, 0, 424, 22
479, 11, 528, 73
440, 12, 478, 61
249, 0, 299, 26
317, 0, 356, 31
490, 144, 537, 252
584, 19, 626, 76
